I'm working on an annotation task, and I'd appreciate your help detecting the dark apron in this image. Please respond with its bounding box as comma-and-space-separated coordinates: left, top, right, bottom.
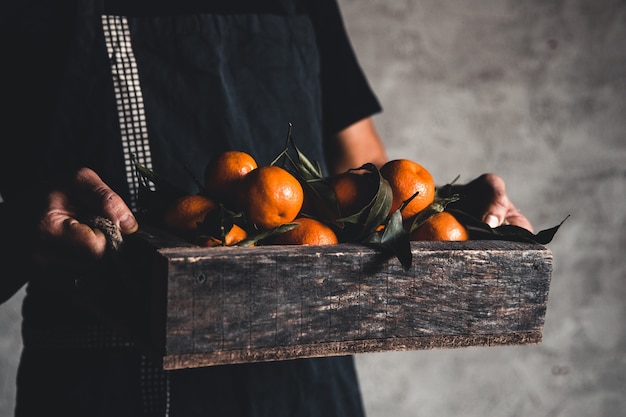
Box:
42, 0, 327, 208
19, 2, 365, 417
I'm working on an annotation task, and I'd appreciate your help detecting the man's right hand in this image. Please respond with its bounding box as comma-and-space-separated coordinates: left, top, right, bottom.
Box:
1, 167, 139, 302
33, 167, 139, 270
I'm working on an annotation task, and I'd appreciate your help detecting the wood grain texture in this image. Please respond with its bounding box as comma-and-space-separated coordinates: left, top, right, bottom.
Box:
136, 237, 552, 370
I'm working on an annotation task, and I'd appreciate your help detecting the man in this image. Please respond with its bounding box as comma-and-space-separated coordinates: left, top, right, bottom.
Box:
0, 0, 531, 415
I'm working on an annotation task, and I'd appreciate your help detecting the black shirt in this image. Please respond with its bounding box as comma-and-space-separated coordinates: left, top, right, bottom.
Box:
0, 0, 381, 200
3, 2, 381, 416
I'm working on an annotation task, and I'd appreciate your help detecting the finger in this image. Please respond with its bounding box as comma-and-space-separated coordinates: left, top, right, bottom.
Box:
482, 195, 534, 232
41, 191, 109, 260
482, 197, 510, 228
504, 208, 534, 233
478, 174, 509, 227
478, 175, 534, 232
61, 218, 109, 258
71, 167, 138, 235
31, 226, 107, 273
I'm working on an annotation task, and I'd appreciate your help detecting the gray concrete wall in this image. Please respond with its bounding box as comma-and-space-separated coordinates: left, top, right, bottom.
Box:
1, 1, 625, 416
340, 1, 626, 416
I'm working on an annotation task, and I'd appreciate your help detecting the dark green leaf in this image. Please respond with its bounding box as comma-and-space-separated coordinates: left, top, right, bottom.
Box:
434, 175, 461, 199
132, 156, 186, 197
333, 164, 393, 242
448, 209, 569, 245
236, 222, 300, 247
367, 209, 412, 270
131, 155, 189, 221
302, 177, 343, 225
195, 204, 244, 246
271, 123, 324, 180
359, 169, 393, 240
408, 194, 460, 233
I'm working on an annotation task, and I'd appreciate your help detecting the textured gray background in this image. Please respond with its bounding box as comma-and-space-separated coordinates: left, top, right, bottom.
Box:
1, 0, 625, 416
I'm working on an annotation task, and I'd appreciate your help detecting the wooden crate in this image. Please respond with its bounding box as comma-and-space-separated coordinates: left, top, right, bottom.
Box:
112, 228, 553, 370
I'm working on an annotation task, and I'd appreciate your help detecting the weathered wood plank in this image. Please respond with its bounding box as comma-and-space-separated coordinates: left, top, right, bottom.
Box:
163, 332, 542, 370
143, 239, 552, 369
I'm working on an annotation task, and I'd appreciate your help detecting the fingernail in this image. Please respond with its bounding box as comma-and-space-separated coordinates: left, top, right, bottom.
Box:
485, 215, 499, 228
120, 213, 137, 230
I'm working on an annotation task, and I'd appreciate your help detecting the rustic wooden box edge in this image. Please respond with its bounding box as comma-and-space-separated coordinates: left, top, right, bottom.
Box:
131, 233, 553, 369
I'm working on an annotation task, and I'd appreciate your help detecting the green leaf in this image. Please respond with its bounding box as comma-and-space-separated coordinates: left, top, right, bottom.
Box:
131, 155, 189, 221
195, 204, 243, 246
236, 222, 300, 247
268, 123, 341, 224
301, 177, 342, 225
368, 209, 412, 270
448, 209, 570, 245
434, 175, 461, 199
271, 123, 324, 180
333, 164, 393, 242
287, 130, 324, 180
132, 156, 186, 196
408, 194, 460, 233
359, 166, 393, 240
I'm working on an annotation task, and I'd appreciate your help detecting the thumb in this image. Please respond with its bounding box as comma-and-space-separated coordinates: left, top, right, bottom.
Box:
480, 174, 509, 228
483, 200, 509, 228
483, 196, 534, 232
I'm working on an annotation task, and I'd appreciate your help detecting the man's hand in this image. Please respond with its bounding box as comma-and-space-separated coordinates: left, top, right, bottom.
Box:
34, 167, 138, 269
0, 167, 139, 301
451, 173, 534, 232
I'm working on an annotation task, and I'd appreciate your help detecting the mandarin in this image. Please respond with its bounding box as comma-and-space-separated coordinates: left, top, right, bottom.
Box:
241, 165, 304, 230
380, 159, 435, 221
329, 171, 378, 217
162, 194, 216, 239
198, 223, 248, 247
204, 150, 257, 208
271, 217, 338, 245
410, 211, 469, 241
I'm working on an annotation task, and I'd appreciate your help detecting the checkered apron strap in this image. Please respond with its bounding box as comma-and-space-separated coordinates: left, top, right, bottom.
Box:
139, 354, 170, 417
101, 15, 168, 416
101, 15, 153, 212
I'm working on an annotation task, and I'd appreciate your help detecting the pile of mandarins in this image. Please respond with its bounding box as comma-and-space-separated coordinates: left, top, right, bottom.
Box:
156, 145, 469, 248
